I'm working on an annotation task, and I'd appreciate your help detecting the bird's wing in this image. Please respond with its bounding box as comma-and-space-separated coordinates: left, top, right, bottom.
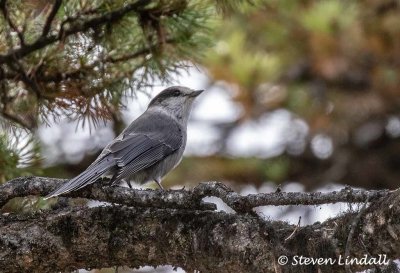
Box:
45, 112, 183, 198
108, 114, 183, 183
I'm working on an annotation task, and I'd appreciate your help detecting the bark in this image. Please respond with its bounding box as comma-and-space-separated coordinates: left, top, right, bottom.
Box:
0, 176, 399, 273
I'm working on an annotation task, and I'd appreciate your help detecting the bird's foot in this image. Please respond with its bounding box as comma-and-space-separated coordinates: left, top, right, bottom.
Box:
125, 180, 133, 189
155, 179, 164, 190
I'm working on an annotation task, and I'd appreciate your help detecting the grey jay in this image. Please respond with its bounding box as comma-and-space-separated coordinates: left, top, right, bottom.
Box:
45, 86, 203, 198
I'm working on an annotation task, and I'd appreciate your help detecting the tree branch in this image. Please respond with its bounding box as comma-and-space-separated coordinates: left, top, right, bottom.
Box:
41, 0, 63, 37
6, 59, 43, 99
0, 110, 32, 130
0, 0, 25, 46
0, 205, 277, 273
0, 38, 176, 85
0, 0, 151, 64
0, 176, 215, 210
0, 177, 391, 212
1, 177, 400, 273
193, 182, 391, 212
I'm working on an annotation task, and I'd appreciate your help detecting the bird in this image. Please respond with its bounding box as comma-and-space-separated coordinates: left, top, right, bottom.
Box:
45, 86, 203, 199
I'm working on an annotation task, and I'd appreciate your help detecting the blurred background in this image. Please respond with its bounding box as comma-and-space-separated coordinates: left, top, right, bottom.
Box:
1, 0, 400, 272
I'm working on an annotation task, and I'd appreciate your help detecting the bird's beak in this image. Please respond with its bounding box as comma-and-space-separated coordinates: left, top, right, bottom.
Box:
190, 89, 204, 97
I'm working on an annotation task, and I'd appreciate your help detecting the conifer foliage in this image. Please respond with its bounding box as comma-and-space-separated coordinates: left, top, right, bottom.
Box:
0, 0, 218, 181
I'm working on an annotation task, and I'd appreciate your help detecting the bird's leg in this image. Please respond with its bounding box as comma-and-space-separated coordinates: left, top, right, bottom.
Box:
110, 173, 119, 187
125, 179, 133, 189
155, 178, 164, 190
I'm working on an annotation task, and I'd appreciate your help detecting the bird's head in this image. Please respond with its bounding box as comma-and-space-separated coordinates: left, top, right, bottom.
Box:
148, 86, 203, 122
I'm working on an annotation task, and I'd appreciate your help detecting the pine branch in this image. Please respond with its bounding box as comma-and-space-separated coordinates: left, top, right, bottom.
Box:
29, 38, 176, 83
0, 111, 32, 130
0, 0, 212, 131
0, 0, 151, 64
41, 0, 63, 37
0, 0, 25, 46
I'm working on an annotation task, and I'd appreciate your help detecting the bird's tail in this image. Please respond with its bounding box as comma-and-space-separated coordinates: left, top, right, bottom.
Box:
44, 156, 114, 199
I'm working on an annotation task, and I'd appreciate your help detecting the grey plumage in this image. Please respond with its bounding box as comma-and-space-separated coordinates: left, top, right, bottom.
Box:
45, 86, 203, 198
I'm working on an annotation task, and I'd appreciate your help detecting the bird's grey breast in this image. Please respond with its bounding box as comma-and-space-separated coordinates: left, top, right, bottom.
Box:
127, 110, 187, 183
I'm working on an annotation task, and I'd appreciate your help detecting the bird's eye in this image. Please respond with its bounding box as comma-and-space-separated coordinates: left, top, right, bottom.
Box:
172, 90, 180, 96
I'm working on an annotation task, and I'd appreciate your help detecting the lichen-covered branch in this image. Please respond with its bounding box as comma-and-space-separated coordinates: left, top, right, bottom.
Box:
192, 182, 391, 212
0, 176, 216, 211
0, 177, 400, 273
0, 205, 276, 273
0, 176, 391, 212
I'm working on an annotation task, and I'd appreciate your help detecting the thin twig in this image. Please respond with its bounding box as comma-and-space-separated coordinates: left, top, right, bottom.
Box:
0, 0, 25, 46
106, 38, 175, 63
7, 58, 42, 99
41, 0, 62, 37
0, 0, 151, 64
34, 39, 176, 83
0, 82, 33, 130
285, 216, 301, 241
358, 235, 382, 273
0, 111, 32, 130
344, 198, 370, 273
